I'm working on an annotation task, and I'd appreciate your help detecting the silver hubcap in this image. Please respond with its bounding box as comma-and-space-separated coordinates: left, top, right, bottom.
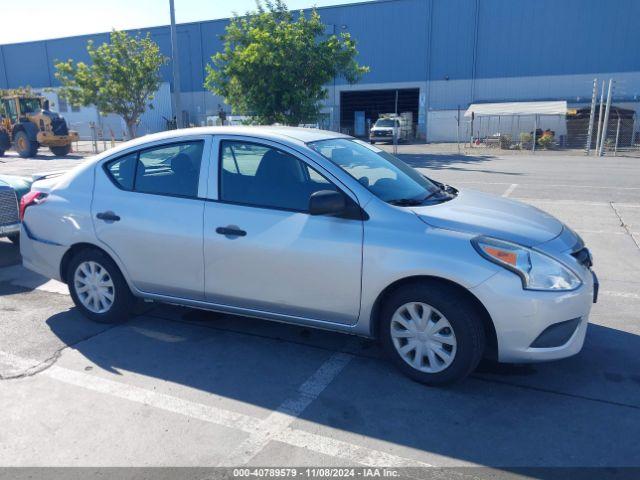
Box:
73, 261, 115, 314
390, 302, 457, 373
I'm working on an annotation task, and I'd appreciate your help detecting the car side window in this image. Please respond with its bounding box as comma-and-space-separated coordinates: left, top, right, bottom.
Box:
104, 141, 204, 197
219, 140, 337, 212
105, 152, 137, 190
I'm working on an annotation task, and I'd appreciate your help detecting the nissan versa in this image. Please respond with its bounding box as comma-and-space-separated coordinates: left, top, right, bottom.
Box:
19, 126, 598, 384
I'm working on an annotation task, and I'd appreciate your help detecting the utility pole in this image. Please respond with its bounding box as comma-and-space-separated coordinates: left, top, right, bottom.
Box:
169, 0, 183, 128
594, 80, 605, 155
598, 78, 613, 157
585, 78, 598, 155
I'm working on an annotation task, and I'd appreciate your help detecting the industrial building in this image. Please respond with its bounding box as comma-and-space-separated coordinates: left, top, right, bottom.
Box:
1, 0, 638, 141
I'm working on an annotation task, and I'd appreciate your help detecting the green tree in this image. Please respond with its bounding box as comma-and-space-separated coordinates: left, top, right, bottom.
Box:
205, 0, 369, 125
54, 30, 168, 138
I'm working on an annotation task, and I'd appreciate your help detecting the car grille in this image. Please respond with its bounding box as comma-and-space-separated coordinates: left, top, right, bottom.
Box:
0, 187, 19, 226
51, 118, 69, 136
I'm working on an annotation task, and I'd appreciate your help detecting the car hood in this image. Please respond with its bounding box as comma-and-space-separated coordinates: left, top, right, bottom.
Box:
0, 174, 33, 199
0, 172, 65, 198
412, 188, 563, 246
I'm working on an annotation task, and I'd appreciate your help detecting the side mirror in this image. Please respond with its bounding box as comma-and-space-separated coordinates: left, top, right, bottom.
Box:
309, 190, 346, 216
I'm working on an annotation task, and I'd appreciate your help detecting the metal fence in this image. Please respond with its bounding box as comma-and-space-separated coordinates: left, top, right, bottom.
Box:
446, 78, 640, 157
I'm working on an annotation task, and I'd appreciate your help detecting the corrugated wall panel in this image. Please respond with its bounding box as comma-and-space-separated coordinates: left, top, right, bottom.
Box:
429, 0, 475, 81
46, 33, 110, 87
3, 41, 50, 87
1, 0, 639, 121
0, 46, 7, 88
318, 0, 428, 84
475, 0, 640, 79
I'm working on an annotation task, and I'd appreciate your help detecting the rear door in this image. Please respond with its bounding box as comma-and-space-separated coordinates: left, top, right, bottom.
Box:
92, 135, 212, 300
202, 136, 363, 325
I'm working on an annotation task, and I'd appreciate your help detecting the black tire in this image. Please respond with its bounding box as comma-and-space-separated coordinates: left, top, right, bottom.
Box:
380, 282, 485, 385
0, 130, 9, 156
67, 248, 135, 324
8, 234, 19, 245
50, 144, 71, 156
14, 131, 38, 158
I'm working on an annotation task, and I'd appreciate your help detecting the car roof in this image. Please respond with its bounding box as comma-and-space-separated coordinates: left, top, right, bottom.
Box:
128, 126, 348, 147
89, 126, 351, 164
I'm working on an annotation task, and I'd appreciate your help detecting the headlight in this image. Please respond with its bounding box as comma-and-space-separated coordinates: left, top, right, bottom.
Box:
472, 236, 582, 291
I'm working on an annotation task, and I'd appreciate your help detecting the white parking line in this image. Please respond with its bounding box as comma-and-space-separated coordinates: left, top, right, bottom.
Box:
1, 350, 430, 467
219, 352, 354, 466
502, 184, 518, 198
453, 181, 640, 191
602, 290, 640, 300
274, 428, 431, 467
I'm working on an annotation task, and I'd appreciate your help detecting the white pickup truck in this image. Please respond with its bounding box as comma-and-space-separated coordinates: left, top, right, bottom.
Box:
369, 116, 411, 144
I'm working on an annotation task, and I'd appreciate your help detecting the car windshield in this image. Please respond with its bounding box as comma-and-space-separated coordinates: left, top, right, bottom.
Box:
19, 98, 41, 114
375, 119, 395, 127
308, 138, 440, 203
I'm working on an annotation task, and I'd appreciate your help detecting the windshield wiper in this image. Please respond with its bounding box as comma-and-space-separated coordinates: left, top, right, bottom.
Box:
388, 189, 449, 206
387, 198, 425, 206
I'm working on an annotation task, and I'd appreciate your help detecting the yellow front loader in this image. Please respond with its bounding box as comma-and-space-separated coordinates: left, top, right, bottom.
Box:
0, 94, 78, 158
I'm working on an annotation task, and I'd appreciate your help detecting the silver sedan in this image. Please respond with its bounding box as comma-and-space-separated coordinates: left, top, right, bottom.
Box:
19, 126, 597, 384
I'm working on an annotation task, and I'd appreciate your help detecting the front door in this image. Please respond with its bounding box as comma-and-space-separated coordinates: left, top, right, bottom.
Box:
92, 136, 211, 300
203, 137, 363, 325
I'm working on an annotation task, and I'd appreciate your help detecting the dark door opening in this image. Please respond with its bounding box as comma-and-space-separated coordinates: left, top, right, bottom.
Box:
340, 88, 419, 137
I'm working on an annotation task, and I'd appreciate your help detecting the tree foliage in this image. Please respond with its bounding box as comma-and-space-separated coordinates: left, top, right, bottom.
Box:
205, 0, 369, 125
54, 30, 168, 138
0, 86, 35, 98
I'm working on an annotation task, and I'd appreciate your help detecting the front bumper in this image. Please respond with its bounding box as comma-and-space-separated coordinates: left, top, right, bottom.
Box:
0, 222, 20, 237
370, 136, 393, 143
470, 267, 595, 363
36, 131, 79, 146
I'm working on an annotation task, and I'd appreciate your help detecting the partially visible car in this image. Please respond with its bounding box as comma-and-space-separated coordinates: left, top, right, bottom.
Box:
0, 174, 31, 243
0, 173, 62, 244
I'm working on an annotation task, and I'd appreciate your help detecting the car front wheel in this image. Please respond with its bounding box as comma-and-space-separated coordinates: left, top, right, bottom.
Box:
67, 248, 134, 323
380, 283, 485, 385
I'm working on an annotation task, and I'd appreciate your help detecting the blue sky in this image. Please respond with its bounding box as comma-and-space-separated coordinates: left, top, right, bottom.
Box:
1, 0, 367, 45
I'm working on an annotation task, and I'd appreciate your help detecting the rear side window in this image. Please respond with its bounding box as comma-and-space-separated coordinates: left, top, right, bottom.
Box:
104, 141, 204, 198
136, 142, 204, 197
106, 152, 136, 190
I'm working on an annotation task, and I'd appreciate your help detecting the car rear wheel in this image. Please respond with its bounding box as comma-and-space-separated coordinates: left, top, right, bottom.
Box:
67, 248, 134, 324
50, 144, 71, 156
380, 283, 485, 385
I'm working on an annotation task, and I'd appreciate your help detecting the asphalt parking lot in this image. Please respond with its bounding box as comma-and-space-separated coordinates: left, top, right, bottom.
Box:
1, 146, 640, 471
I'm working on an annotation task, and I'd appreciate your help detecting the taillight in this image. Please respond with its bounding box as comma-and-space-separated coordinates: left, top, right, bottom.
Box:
19, 191, 48, 221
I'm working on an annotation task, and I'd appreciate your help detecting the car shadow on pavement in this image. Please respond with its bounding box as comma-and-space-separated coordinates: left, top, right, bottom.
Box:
45, 305, 640, 468
398, 153, 522, 176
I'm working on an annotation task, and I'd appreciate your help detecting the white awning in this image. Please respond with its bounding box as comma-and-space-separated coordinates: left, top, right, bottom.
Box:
464, 101, 567, 117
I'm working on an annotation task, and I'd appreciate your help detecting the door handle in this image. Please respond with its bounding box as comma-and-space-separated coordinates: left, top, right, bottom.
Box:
96, 211, 121, 222
216, 226, 246, 237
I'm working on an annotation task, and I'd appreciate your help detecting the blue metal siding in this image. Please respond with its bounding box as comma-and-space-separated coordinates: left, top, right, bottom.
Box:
0, 0, 638, 101
429, 0, 476, 81
475, 0, 640, 79
0, 46, 8, 88
318, 0, 428, 84
2, 41, 50, 87
46, 33, 110, 86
